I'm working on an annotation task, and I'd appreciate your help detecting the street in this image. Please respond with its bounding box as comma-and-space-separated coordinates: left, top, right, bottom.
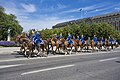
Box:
0, 47, 120, 80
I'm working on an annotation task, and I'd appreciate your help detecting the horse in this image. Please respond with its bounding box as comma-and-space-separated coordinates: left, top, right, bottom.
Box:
59, 38, 79, 54
15, 33, 28, 54
48, 37, 60, 54
74, 39, 82, 51
84, 40, 90, 52
15, 34, 35, 57
97, 41, 102, 51
35, 39, 48, 57
90, 40, 99, 52
105, 39, 111, 51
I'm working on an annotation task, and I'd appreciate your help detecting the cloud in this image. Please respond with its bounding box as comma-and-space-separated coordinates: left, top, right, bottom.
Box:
40, 3, 67, 13
57, 3, 67, 9
60, 2, 110, 14
21, 3, 36, 13
19, 15, 76, 31
88, 3, 120, 13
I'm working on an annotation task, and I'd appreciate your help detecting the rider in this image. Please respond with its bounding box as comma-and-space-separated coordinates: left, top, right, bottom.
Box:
93, 35, 98, 46
67, 33, 73, 45
31, 29, 36, 40
101, 37, 105, 45
33, 32, 44, 46
77, 36, 81, 40
81, 35, 85, 45
88, 37, 91, 44
112, 38, 116, 45
58, 33, 63, 44
108, 36, 113, 45
26, 32, 30, 39
54, 34, 59, 39
73, 35, 76, 40
59, 33, 63, 39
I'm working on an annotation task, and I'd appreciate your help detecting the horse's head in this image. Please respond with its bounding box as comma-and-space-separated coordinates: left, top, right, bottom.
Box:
60, 38, 65, 43
21, 32, 27, 38
15, 35, 22, 46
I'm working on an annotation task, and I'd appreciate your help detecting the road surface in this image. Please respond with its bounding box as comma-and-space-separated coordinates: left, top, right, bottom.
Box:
0, 47, 120, 80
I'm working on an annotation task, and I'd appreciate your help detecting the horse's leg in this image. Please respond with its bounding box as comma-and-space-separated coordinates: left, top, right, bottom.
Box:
64, 43, 68, 55
65, 45, 68, 55
74, 45, 78, 54
69, 44, 73, 54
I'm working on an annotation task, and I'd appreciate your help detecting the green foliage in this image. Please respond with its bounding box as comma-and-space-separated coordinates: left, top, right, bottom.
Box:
39, 22, 119, 40
0, 6, 23, 41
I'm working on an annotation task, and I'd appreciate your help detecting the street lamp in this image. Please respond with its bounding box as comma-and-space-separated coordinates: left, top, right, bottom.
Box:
79, 9, 82, 19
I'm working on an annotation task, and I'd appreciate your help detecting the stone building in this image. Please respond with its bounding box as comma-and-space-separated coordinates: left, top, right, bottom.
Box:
52, 12, 120, 31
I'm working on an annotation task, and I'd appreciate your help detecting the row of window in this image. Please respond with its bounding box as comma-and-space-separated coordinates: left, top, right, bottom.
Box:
93, 17, 120, 23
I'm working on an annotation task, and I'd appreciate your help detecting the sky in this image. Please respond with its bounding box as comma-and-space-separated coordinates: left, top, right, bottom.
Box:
0, 0, 120, 31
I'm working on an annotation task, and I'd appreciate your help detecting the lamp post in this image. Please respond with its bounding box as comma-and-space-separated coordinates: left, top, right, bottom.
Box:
79, 9, 82, 19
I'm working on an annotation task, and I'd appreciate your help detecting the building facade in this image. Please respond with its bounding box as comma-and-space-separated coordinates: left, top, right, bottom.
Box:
52, 12, 120, 31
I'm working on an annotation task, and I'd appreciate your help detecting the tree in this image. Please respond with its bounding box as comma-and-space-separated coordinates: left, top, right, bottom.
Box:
0, 6, 23, 41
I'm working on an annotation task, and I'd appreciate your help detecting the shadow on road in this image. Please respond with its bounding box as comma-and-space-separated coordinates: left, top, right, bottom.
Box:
11, 51, 25, 58
115, 61, 120, 63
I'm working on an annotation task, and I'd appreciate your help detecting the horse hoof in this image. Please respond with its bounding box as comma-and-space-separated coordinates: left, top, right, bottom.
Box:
65, 52, 67, 55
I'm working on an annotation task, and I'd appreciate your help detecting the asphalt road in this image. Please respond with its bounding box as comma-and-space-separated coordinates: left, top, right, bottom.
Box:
0, 48, 120, 80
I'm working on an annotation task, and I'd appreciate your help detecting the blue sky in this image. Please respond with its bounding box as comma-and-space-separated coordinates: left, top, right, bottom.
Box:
0, 0, 120, 31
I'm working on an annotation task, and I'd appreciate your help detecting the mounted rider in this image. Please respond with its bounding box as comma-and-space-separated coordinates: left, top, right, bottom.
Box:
88, 37, 91, 45
77, 36, 81, 40
59, 33, 63, 39
54, 34, 59, 39
66, 33, 73, 45
58, 33, 63, 44
93, 35, 98, 46
31, 29, 36, 40
26, 31, 30, 39
108, 36, 113, 45
81, 35, 85, 45
32, 31, 44, 46
101, 37, 105, 45
73, 35, 76, 40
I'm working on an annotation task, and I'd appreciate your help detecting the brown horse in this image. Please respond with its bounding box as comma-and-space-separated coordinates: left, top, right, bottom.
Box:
74, 39, 83, 52
90, 40, 99, 52
97, 41, 102, 51
105, 39, 110, 51
59, 38, 79, 54
15, 33, 35, 57
59, 38, 71, 55
49, 37, 60, 54
36, 39, 48, 57
84, 40, 90, 52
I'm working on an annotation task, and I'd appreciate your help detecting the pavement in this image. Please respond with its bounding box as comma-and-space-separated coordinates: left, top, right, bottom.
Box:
0, 47, 20, 54
0, 47, 120, 80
